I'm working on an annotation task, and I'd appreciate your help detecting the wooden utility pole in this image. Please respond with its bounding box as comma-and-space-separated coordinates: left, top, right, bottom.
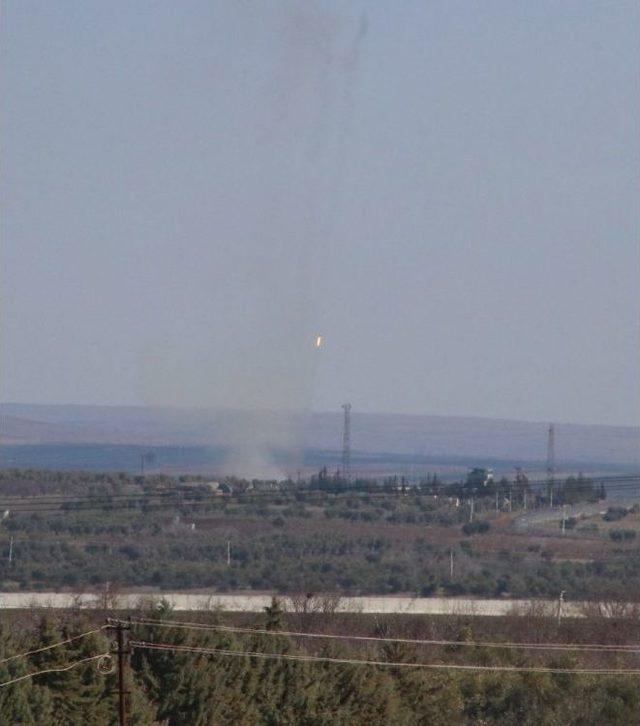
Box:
110, 621, 130, 726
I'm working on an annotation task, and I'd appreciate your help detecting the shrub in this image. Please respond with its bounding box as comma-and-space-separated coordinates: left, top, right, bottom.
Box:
578, 522, 599, 534
609, 529, 636, 542
603, 507, 629, 522
462, 520, 490, 536
560, 517, 577, 530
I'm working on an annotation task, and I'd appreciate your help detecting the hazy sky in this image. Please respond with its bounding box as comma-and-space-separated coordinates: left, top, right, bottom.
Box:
2, 1, 639, 426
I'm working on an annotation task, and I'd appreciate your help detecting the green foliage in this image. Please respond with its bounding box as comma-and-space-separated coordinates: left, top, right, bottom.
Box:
1, 468, 638, 601
603, 507, 629, 522
609, 529, 636, 542
561, 475, 598, 505
0, 609, 640, 724
0, 614, 154, 725
462, 521, 491, 536
263, 597, 284, 631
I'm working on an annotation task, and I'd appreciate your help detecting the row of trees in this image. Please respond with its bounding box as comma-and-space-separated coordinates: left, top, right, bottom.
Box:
1, 523, 638, 599
308, 467, 604, 509
1, 605, 639, 724
0, 466, 605, 506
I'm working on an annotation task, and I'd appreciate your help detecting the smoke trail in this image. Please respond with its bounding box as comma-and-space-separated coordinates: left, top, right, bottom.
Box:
140, 3, 368, 479
322, 6, 369, 257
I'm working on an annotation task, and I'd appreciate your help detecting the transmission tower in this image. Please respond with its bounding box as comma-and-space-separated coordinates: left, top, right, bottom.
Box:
342, 403, 352, 484
546, 423, 555, 506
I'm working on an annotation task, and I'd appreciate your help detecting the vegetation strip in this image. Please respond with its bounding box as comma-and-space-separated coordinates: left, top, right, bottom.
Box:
124, 618, 640, 653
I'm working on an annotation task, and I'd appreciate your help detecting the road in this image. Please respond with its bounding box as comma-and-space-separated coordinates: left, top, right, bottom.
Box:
0, 592, 585, 617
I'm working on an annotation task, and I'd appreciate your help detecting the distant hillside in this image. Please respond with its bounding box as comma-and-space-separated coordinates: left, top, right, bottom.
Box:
1, 403, 638, 468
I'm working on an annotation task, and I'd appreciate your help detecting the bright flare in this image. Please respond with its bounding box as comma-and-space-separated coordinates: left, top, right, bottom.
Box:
315, 335, 323, 348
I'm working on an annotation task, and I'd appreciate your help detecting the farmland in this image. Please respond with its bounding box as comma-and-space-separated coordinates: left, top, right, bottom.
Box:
0, 469, 639, 603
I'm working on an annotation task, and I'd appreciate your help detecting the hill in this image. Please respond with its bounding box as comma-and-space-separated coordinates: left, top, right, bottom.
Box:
1, 403, 638, 469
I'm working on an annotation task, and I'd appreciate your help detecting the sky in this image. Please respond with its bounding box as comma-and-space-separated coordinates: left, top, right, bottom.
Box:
1, 0, 639, 426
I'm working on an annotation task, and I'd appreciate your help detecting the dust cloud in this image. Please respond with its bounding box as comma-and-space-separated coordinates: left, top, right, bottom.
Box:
140, 2, 368, 478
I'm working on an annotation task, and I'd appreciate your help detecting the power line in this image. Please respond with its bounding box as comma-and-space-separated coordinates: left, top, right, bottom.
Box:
0, 473, 638, 519
0, 652, 111, 689
3, 472, 640, 500
122, 617, 640, 654
0, 625, 111, 665
0, 484, 632, 515
129, 640, 640, 675
2, 470, 638, 507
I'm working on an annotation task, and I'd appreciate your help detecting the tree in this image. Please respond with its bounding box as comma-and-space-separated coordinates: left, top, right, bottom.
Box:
264, 597, 284, 631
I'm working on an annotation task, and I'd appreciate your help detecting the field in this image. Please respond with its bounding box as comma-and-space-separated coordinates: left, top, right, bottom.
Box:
0, 468, 639, 604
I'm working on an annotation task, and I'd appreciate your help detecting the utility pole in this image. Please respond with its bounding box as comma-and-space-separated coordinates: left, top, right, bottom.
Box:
450, 549, 454, 579
227, 540, 231, 567
469, 496, 474, 523
140, 451, 155, 477
8, 536, 13, 564
495, 487, 499, 513
341, 403, 352, 485
514, 467, 529, 512
557, 590, 565, 624
561, 505, 567, 535
547, 424, 555, 508
110, 621, 130, 726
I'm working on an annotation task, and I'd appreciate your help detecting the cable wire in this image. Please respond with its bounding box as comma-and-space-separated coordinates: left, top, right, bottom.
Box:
123, 617, 640, 654
1, 471, 639, 514
130, 640, 640, 675
0, 652, 111, 688
0, 625, 111, 665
